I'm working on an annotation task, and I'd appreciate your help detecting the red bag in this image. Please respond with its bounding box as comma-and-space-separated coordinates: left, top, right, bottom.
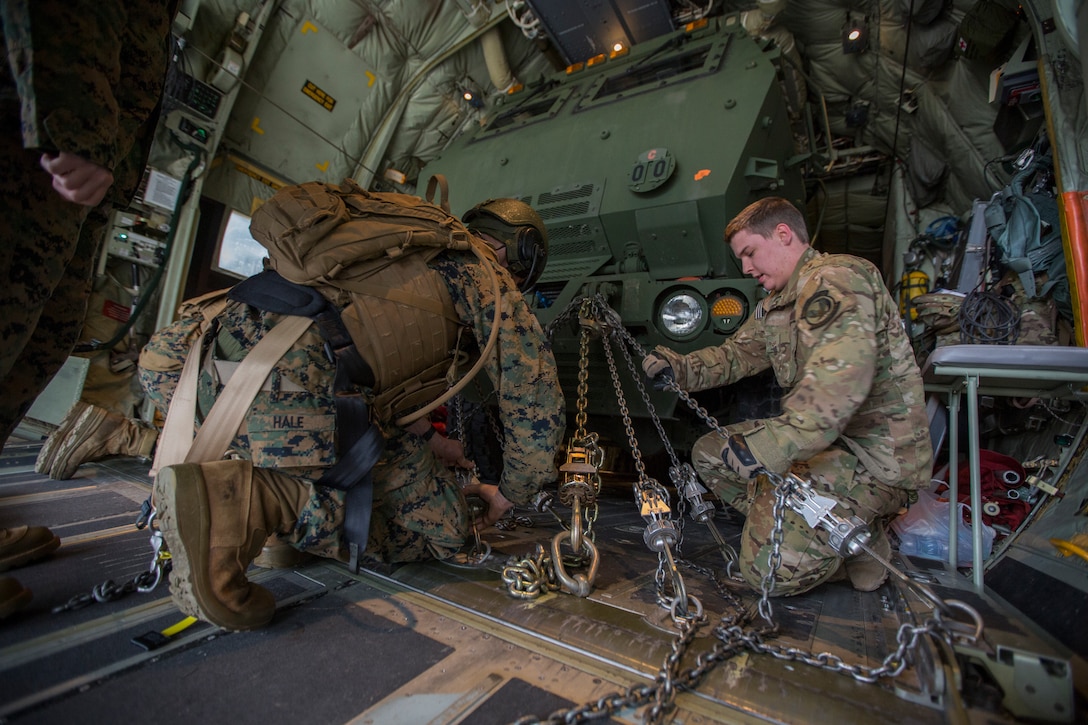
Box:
934, 450, 1031, 534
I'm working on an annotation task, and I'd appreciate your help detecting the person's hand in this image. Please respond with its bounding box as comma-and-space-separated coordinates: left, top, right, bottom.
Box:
642, 351, 674, 390
430, 434, 475, 470
39, 152, 114, 206
722, 433, 763, 479
460, 481, 514, 529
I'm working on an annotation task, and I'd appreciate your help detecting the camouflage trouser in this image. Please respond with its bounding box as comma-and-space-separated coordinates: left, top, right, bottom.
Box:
285, 433, 469, 564
0, 111, 104, 446
692, 426, 909, 596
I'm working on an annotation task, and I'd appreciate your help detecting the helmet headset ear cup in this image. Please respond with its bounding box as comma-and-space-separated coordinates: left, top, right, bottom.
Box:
462, 199, 548, 292
511, 224, 546, 290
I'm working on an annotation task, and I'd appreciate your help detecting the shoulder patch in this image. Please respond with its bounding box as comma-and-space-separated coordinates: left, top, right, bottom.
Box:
801, 289, 840, 329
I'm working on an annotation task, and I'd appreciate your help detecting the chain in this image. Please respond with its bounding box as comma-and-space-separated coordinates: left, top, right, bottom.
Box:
502, 544, 559, 599
512, 682, 659, 724
514, 602, 954, 725
517, 295, 994, 723
558, 435, 602, 544
507, 441, 602, 598
572, 298, 593, 440
646, 611, 707, 724
600, 328, 645, 479
757, 484, 787, 626
450, 393, 465, 441
606, 320, 737, 570
503, 298, 610, 601
678, 558, 747, 612
565, 297, 602, 542
53, 525, 171, 614
514, 612, 754, 725
598, 320, 701, 620
494, 513, 534, 531
51, 572, 160, 613
541, 295, 587, 343
733, 616, 942, 683
461, 505, 493, 566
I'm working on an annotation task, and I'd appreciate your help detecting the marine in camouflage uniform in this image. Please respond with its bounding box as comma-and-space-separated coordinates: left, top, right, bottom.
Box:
139, 202, 565, 630
140, 250, 565, 564
0, 0, 174, 446
645, 197, 932, 596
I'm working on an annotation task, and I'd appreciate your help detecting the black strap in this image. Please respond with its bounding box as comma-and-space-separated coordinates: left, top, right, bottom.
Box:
344, 485, 374, 574
228, 270, 329, 317
231, 270, 377, 389
317, 412, 384, 491
317, 417, 383, 573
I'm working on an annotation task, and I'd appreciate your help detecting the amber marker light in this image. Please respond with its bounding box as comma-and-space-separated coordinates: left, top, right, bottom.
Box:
710, 292, 747, 333
711, 295, 743, 317
694, 169, 711, 181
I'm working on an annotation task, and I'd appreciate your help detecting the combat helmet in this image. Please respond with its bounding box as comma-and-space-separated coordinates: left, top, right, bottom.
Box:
462, 198, 548, 291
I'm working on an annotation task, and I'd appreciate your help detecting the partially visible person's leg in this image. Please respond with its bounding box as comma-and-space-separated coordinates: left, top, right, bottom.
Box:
0, 126, 95, 445
36, 402, 157, 479
154, 460, 311, 631
366, 436, 468, 564
0, 525, 61, 621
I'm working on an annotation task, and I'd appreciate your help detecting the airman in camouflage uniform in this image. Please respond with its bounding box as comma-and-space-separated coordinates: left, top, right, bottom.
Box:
139, 200, 565, 630
644, 197, 932, 596
0, 1, 174, 446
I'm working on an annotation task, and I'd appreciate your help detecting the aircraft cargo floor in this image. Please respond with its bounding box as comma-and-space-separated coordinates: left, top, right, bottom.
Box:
0, 437, 1083, 724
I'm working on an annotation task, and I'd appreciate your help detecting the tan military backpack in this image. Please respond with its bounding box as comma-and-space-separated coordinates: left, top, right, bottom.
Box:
249, 176, 502, 425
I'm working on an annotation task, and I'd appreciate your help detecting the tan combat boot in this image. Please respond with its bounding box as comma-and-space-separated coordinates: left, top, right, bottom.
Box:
36, 403, 158, 480
0, 576, 32, 620
35, 402, 90, 475
154, 460, 309, 631
0, 525, 61, 572
253, 535, 312, 569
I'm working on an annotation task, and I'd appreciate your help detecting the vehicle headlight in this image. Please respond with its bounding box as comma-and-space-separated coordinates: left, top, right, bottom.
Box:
659, 292, 706, 339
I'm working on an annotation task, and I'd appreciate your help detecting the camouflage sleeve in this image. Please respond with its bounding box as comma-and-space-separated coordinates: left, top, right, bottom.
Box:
435, 253, 566, 506
137, 313, 205, 417
743, 266, 878, 473
1, 1, 169, 168
654, 312, 772, 392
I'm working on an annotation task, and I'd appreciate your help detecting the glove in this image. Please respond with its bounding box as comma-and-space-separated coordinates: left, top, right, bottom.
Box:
722, 433, 763, 479
642, 351, 674, 390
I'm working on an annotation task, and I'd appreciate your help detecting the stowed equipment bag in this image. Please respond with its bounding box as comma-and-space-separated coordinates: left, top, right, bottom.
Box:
249, 177, 496, 423
984, 144, 1070, 322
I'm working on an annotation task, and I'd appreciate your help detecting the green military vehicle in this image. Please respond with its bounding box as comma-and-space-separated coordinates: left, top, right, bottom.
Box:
418, 13, 806, 460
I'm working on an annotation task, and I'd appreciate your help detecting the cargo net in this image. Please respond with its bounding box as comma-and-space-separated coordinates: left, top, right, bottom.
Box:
504, 294, 1002, 725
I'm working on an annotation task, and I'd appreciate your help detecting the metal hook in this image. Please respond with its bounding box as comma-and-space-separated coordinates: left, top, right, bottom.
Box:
935, 598, 985, 645
550, 530, 599, 597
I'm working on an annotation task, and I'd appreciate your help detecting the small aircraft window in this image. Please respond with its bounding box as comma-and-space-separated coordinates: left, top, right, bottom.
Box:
213, 209, 267, 280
